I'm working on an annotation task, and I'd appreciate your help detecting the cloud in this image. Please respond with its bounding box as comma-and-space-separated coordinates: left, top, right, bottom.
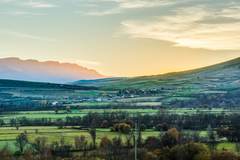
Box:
0, 11, 46, 16
122, 6, 240, 50
0, 0, 14, 3
83, 7, 122, 16
113, 0, 177, 9
23, 0, 57, 8
0, 30, 57, 42
82, 0, 178, 16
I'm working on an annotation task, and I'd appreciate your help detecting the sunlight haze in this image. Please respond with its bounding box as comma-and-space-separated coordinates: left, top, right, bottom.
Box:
0, 0, 240, 77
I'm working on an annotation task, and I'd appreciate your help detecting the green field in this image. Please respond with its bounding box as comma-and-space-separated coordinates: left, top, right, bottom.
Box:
1, 108, 239, 123
0, 126, 160, 152
1, 108, 240, 154
0, 126, 237, 153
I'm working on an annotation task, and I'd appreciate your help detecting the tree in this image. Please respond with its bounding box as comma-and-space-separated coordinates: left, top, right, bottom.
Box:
101, 120, 109, 128
54, 108, 59, 114
32, 137, 47, 154
10, 119, 17, 127
89, 128, 97, 149
66, 106, 71, 113
211, 151, 240, 160
100, 136, 113, 159
0, 119, 5, 127
16, 133, 29, 153
144, 136, 161, 150
170, 143, 211, 160
112, 123, 131, 134
207, 125, 217, 151
161, 128, 180, 147
125, 130, 134, 148
23, 149, 34, 160
111, 137, 123, 159
144, 152, 158, 160
74, 135, 88, 150
0, 146, 12, 160
236, 142, 240, 154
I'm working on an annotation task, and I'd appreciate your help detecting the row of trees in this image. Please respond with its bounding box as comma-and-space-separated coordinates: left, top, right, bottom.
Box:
2, 111, 240, 141
2, 128, 239, 160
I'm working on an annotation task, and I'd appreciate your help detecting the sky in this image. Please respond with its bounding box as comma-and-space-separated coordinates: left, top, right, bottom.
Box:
0, 0, 240, 77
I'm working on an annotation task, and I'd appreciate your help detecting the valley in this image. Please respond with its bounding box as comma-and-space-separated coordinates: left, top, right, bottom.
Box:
0, 58, 240, 159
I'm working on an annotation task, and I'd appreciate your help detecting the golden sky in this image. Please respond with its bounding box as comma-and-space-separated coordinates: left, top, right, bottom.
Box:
0, 0, 240, 77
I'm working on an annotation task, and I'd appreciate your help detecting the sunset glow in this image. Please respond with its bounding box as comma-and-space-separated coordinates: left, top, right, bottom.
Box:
0, 0, 240, 77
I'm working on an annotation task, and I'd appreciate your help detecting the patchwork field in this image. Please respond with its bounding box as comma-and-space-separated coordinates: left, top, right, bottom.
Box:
0, 126, 160, 152
1, 108, 239, 123
0, 126, 237, 153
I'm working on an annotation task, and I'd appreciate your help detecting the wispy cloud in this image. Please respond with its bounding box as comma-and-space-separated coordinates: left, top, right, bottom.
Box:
0, 11, 46, 16
0, 0, 14, 3
23, 0, 57, 8
122, 6, 240, 50
0, 0, 57, 8
81, 0, 178, 16
0, 30, 57, 42
113, 0, 177, 9
83, 7, 122, 16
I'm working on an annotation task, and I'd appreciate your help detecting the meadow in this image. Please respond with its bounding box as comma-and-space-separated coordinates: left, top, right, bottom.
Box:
0, 108, 239, 153
1, 107, 239, 123
0, 126, 237, 153
0, 126, 160, 152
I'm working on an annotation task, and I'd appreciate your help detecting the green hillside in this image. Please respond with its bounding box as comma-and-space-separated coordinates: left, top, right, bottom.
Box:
74, 57, 240, 108
75, 57, 240, 90
1, 58, 240, 109
0, 79, 97, 90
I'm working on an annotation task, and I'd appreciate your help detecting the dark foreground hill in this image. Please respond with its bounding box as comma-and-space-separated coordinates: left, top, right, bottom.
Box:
0, 79, 98, 111
0, 79, 97, 90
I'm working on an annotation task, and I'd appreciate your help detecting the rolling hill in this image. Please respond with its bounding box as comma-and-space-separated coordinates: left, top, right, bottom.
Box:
1, 57, 240, 109
0, 79, 99, 111
74, 57, 240, 107
0, 79, 97, 90
74, 57, 240, 90
0, 57, 105, 83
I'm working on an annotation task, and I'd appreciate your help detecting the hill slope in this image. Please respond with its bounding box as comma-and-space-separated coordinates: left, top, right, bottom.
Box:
0, 57, 105, 83
0, 79, 97, 90
75, 57, 240, 107
75, 57, 240, 90
0, 79, 99, 111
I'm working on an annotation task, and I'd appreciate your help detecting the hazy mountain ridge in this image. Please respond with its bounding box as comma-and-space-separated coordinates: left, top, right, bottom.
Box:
0, 57, 105, 83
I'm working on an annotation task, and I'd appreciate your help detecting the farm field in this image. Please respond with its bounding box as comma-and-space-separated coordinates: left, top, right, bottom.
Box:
0, 126, 237, 153
0, 126, 160, 152
0, 108, 239, 123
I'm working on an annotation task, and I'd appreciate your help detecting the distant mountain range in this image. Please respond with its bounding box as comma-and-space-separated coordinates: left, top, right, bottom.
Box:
0, 57, 105, 83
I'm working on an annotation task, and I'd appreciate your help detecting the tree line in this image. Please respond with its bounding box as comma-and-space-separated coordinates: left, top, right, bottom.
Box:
1, 127, 240, 160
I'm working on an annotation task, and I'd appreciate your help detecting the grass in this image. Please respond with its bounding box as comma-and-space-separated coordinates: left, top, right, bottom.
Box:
0, 109, 240, 153
1, 108, 239, 123
0, 126, 159, 152
0, 126, 238, 153
217, 142, 237, 152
